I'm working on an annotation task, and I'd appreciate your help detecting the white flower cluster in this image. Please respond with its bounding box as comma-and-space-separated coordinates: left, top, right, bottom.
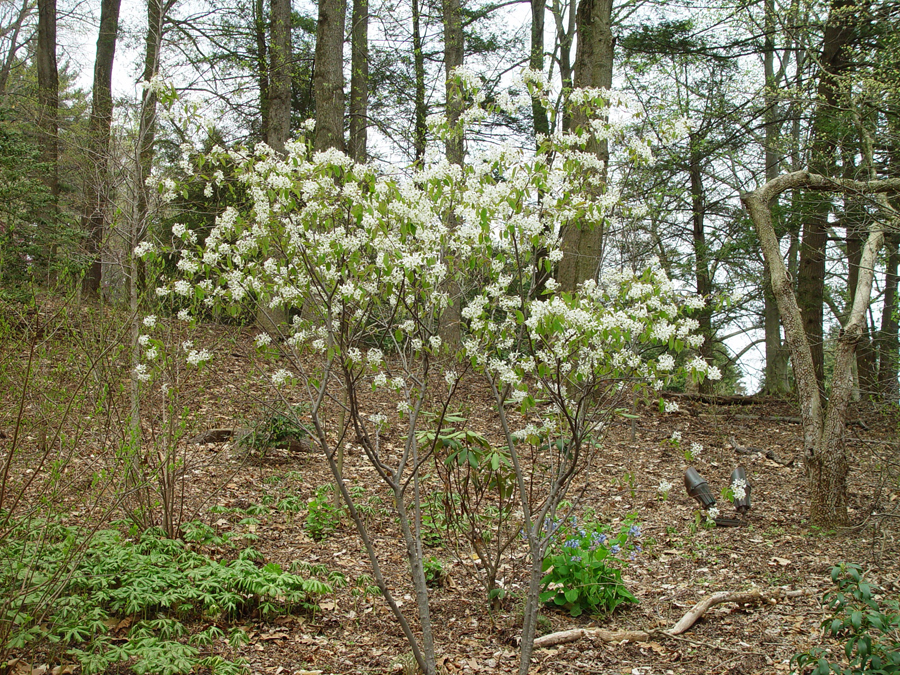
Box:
147, 72, 725, 445
732, 478, 748, 501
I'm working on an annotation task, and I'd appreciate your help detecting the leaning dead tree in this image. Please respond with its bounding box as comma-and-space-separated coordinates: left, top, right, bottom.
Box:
741, 170, 900, 528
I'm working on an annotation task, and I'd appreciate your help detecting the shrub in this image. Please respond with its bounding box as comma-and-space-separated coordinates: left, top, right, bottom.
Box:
539, 516, 641, 617
791, 563, 900, 675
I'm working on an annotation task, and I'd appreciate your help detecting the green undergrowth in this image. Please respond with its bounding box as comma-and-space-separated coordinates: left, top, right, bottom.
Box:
1, 519, 334, 675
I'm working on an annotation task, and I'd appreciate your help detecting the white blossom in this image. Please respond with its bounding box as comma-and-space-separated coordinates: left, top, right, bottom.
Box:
271, 369, 292, 386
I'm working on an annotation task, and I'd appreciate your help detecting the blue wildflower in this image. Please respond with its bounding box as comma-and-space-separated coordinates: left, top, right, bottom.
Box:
610, 544, 620, 555
628, 525, 642, 539
564, 538, 579, 549
571, 555, 582, 562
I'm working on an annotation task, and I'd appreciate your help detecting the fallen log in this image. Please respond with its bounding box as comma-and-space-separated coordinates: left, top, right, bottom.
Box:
532, 587, 815, 649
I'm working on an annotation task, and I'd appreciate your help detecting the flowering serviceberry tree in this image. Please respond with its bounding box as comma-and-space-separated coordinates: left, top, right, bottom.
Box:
142, 69, 719, 675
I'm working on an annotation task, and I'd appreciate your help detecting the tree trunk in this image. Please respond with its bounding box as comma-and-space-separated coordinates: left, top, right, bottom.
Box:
442, 0, 463, 166
763, 261, 791, 394
529, 0, 549, 141
741, 170, 900, 528
761, 0, 791, 394
133, 0, 165, 304
688, 136, 715, 393
313, 0, 345, 152
254, 0, 269, 140
411, 0, 426, 163
846, 212, 877, 395
439, 0, 464, 346
268, 0, 291, 154
877, 235, 899, 400
0, 0, 31, 95
36, 0, 58, 200
796, 0, 855, 391
556, 0, 612, 292
549, 0, 575, 131
81, 0, 122, 299
348, 0, 368, 162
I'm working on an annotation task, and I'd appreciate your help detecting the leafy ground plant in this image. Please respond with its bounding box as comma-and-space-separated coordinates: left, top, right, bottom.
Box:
791, 563, 900, 674
540, 516, 641, 617
0, 521, 333, 674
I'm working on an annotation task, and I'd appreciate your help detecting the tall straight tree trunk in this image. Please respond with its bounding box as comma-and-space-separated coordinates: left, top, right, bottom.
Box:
439, 0, 464, 348
411, 0, 426, 163
254, 0, 269, 140
313, 0, 346, 152
688, 137, 715, 393
442, 0, 463, 166
0, 0, 31, 95
529, 0, 549, 141
348, 0, 368, 162
878, 234, 900, 400
761, 0, 791, 394
82, 0, 122, 298
268, 0, 291, 153
796, 0, 854, 391
556, 0, 612, 292
36, 0, 58, 200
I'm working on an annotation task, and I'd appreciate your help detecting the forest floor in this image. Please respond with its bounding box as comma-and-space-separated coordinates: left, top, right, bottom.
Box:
5, 318, 900, 675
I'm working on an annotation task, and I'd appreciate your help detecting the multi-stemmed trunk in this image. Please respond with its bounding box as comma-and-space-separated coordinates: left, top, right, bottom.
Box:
742, 171, 900, 528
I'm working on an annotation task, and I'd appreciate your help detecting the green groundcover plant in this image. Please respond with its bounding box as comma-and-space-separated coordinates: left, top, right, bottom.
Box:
0, 519, 332, 675
540, 515, 641, 617
792, 563, 900, 675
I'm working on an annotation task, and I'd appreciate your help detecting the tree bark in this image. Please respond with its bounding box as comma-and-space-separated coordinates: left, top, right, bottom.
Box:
81, 0, 122, 299
347, 0, 368, 162
132, 0, 165, 303
442, 0, 463, 166
556, 0, 612, 292
313, 0, 346, 152
268, 0, 291, 154
254, 0, 269, 141
549, 0, 575, 131
411, 0, 426, 163
741, 170, 900, 527
36, 0, 58, 200
795, 0, 855, 391
877, 235, 900, 400
529, 0, 549, 141
439, 0, 464, 347
688, 136, 715, 393
761, 0, 791, 394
